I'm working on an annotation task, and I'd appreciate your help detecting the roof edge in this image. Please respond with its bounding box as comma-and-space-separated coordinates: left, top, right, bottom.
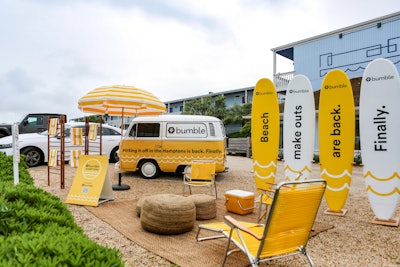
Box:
271, 11, 400, 52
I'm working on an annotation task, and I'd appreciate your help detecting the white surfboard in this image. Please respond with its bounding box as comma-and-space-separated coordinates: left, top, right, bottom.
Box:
360, 58, 400, 222
283, 75, 315, 181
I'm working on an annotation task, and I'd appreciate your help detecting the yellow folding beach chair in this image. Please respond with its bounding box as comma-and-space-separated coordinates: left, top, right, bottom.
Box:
255, 172, 302, 223
183, 160, 217, 198
255, 184, 275, 223
196, 179, 326, 267
252, 168, 277, 223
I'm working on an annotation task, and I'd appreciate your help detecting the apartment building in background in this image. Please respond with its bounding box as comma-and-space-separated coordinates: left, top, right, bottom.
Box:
107, 11, 400, 148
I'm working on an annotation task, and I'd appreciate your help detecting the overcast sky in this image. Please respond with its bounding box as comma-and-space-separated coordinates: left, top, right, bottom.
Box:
0, 0, 398, 123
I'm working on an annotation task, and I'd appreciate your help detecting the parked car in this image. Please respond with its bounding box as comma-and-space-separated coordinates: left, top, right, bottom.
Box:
0, 122, 121, 167
0, 113, 66, 138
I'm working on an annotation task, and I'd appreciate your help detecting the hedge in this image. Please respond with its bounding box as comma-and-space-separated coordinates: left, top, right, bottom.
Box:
0, 153, 124, 266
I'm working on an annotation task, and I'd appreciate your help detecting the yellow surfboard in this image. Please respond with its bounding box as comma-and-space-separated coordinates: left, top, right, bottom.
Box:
251, 78, 280, 190
319, 70, 355, 214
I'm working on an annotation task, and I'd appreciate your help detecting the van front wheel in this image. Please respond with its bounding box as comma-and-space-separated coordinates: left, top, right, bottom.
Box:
138, 160, 160, 179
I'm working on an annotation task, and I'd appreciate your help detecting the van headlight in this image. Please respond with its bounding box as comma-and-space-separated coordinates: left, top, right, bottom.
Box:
0, 143, 12, 149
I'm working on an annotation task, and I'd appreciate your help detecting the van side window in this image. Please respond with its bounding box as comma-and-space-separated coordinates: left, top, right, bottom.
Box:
137, 123, 160, 137
209, 123, 216, 137
129, 124, 137, 137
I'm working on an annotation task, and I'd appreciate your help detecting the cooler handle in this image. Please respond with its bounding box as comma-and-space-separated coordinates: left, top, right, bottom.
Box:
237, 200, 256, 211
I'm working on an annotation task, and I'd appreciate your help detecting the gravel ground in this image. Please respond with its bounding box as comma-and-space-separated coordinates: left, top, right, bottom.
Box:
30, 156, 400, 267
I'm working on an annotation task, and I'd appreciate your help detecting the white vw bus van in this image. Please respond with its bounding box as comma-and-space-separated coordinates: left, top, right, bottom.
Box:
118, 115, 227, 178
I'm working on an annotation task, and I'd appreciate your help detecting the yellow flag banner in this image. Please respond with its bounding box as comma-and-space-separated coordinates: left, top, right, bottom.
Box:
48, 118, 58, 136
89, 124, 98, 141
72, 128, 83, 146
48, 149, 58, 167
70, 150, 82, 168
66, 155, 114, 206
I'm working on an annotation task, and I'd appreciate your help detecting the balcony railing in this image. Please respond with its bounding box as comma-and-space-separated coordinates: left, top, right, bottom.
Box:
273, 71, 294, 92
273, 71, 294, 103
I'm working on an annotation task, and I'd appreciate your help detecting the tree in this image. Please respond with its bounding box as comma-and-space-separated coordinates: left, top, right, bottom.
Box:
224, 103, 251, 125
74, 115, 101, 123
239, 120, 251, 137
182, 95, 226, 120
224, 103, 252, 137
211, 95, 227, 120
182, 97, 251, 137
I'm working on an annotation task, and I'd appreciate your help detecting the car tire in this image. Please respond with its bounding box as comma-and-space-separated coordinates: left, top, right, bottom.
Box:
138, 160, 160, 179
21, 147, 44, 167
110, 146, 119, 163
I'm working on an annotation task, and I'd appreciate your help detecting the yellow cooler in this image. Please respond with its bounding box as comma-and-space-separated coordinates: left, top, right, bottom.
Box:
224, 189, 255, 215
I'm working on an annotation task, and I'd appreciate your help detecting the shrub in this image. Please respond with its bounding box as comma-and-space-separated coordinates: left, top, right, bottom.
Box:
354, 152, 362, 165
313, 154, 320, 163
0, 153, 124, 266
0, 154, 32, 185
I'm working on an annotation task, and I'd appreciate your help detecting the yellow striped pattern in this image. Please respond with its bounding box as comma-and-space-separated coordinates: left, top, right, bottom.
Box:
48, 118, 58, 136
48, 149, 57, 167
70, 150, 82, 168
78, 85, 166, 116
88, 124, 98, 140
72, 128, 83, 146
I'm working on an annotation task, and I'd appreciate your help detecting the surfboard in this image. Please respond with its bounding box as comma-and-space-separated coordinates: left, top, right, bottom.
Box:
318, 69, 355, 215
283, 75, 315, 181
359, 58, 400, 225
251, 78, 280, 190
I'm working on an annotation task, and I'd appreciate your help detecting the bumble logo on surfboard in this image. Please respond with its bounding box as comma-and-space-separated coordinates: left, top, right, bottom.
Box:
251, 78, 280, 189
360, 58, 400, 226
283, 75, 315, 181
319, 70, 355, 216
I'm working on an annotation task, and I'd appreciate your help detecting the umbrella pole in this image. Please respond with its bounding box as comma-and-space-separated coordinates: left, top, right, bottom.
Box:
85, 117, 89, 155
121, 108, 124, 139
112, 172, 130, 191
112, 107, 130, 191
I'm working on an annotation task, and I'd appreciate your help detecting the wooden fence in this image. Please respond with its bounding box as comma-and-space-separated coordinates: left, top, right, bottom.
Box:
226, 137, 251, 158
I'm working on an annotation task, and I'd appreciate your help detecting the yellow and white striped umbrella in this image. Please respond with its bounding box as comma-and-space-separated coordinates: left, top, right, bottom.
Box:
78, 85, 166, 116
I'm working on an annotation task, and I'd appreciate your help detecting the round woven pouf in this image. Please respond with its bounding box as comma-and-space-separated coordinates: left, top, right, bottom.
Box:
140, 194, 196, 235
136, 196, 149, 217
188, 194, 217, 220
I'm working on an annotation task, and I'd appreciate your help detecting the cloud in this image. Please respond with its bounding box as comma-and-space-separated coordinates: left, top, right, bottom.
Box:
0, 0, 398, 122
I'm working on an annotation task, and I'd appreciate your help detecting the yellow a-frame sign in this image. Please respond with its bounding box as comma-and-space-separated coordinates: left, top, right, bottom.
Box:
66, 155, 114, 206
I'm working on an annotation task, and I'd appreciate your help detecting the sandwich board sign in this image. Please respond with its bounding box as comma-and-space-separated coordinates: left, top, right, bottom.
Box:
251, 78, 280, 189
66, 155, 114, 206
283, 75, 315, 181
319, 69, 355, 216
359, 58, 400, 226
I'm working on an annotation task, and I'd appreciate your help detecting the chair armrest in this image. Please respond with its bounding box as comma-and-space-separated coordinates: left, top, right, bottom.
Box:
257, 188, 275, 193
224, 215, 262, 240
256, 182, 277, 191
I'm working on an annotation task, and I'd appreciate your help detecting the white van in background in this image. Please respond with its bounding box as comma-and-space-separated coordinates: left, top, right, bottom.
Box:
118, 115, 227, 178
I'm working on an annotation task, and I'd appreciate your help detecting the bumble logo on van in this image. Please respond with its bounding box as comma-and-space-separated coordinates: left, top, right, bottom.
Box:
166, 123, 208, 138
